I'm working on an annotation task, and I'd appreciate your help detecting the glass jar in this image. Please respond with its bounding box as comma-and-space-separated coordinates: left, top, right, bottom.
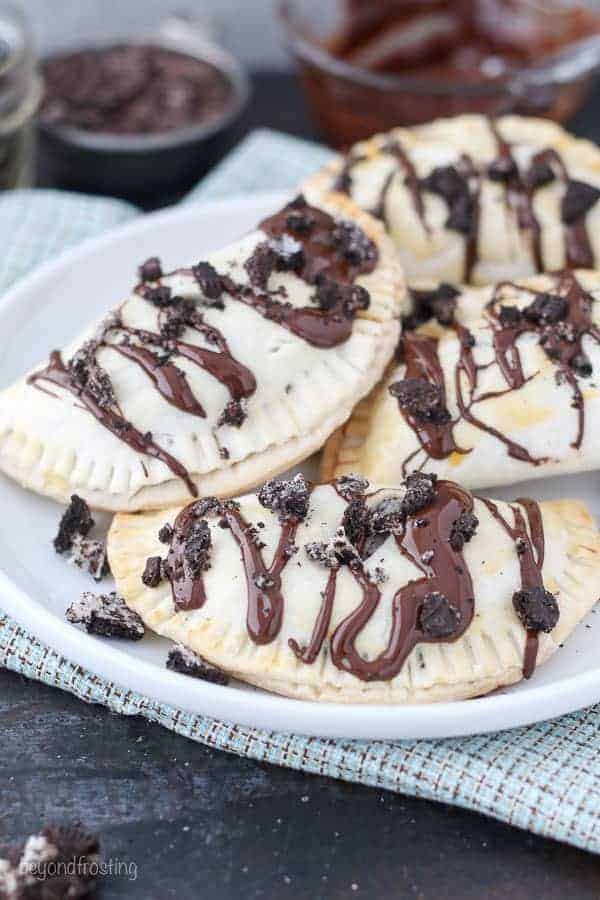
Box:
0, 2, 41, 188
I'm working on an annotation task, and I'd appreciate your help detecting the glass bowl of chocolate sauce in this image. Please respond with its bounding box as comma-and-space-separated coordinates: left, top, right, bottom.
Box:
281, 0, 600, 147
37, 17, 250, 203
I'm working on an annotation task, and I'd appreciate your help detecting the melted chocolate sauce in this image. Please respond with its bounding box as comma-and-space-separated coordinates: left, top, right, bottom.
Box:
28, 351, 198, 496
329, 481, 475, 681
336, 119, 600, 281
395, 333, 467, 473
479, 495, 545, 677
395, 272, 599, 471
28, 197, 377, 494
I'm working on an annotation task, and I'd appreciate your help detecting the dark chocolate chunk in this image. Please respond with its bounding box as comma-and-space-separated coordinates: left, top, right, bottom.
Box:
498, 305, 523, 328
330, 221, 377, 267
54, 494, 94, 554
68, 342, 115, 408
244, 241, 278, 291
66, 592, 145, 640
167, 644, 230, 684
69, 536, 109, 581
138, 256, 163, 282
182, 520, 212, 578
192, 261, 224, 301
512, 585, 560, 632
420, 591, 462, 638
402, 472, 438, 517
217, 399, 246, 428
487, 156, 518, 182
523, 292, 567, 325
142, 555, 163, 588
449, 511, 479, 552
571, 352, 593, 377
144, 285, 173, 308
389, 378, 451, 424
421, 165, 474, 234
526, 159, 555, 190
158, 523, 173, 544
258, 473, 310, 523
561, 180, 600, 225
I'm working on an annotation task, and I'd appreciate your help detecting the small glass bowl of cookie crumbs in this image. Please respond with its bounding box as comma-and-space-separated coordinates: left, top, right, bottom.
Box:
37, 17, 250, 203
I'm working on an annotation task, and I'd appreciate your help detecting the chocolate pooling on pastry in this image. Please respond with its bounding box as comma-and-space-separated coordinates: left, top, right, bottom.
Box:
392, 271, 600, 474
29, 197, 378, 496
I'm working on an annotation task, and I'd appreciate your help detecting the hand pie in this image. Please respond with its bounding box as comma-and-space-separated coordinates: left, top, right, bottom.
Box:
305, 114, 600, 287
323, 270, 600, 491
0, 192, 403, 511
107, 472, 600, 704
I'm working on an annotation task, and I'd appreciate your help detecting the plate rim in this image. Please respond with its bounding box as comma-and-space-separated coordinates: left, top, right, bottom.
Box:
0, 189, 599, 741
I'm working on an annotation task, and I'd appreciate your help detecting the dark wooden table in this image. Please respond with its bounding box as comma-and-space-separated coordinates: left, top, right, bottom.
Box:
3, 72, 600, 899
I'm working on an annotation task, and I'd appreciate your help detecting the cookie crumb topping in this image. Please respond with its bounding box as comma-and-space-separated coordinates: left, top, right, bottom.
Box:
138, 256, 163, 282
512, 586, 560, 633
561, 180, 600, 224
66, 591, 145, 640
258, 474, 310, 523
142, 555, 163, 588
54, 494, 94, 554
69, 535, 109, 581
449, 511, 479, 552
389, 378, 451, 425
334, 473, 369, 500
192, 261, 224, 301
420, 591, 462, 638
182, 520, 212, 578
167, 643, 229, 685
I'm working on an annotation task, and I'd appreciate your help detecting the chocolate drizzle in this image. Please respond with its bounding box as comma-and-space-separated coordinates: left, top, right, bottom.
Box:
479, 495, 546, 677
28, 197, 377, 494
329, 481, 475, 681
393, 272, 599, 471
335, 119, 600, 281
155, 476, 558, 685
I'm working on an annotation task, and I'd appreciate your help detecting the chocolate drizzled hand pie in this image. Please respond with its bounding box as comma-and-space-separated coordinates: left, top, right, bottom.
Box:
0, 189, 403, 511
107, 475, 600, 704
323, 270, 600, 492
305, 114, 600, 289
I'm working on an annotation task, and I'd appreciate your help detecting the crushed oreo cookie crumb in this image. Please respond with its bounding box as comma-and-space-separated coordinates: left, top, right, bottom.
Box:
342, 498, 369, 548
258, 473, 310, 523
421, 165, 474, 235
449, 511, 479, 552
0, 822, 100, 899
244, 241, 278, 291
217, 399, 246, 428
487, 156, 518, 182
68, 342, 115, 408
54, 494, 94, 553
192, 261, 224, 302
69, 535, 109, 581
158, 523, 173, 544
182, 520, 212, 578
498, 305, 522, 328
512, 585, 559, 632
420, 591, 462, 638
144, 284, 173, 308
138, 256, 163, 282
142, 555, 163, 588
389, 378, 451, 424
167, 644, 229, 685
523, 292, 567, 325
561, 180, 600, 224
408, 283, 460, 328
526, 159, 555, 190
571, 352, 593, 377
330, 221, 376, 267
66, 592, 145, 640
334, 473, 369, 500
370, 497, 405, 535
402, 472, 438, 517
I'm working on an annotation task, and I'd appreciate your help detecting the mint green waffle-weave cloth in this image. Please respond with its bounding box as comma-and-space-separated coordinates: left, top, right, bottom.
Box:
0, 128, 599, 855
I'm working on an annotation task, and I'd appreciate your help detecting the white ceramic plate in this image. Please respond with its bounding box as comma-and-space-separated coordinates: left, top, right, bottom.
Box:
0, 190, 599, 741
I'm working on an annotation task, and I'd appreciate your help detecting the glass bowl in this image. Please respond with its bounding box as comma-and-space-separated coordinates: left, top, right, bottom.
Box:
280, 0, 600, 147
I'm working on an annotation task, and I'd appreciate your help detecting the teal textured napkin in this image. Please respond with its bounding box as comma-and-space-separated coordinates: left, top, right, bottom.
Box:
1, 128, 599, 855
